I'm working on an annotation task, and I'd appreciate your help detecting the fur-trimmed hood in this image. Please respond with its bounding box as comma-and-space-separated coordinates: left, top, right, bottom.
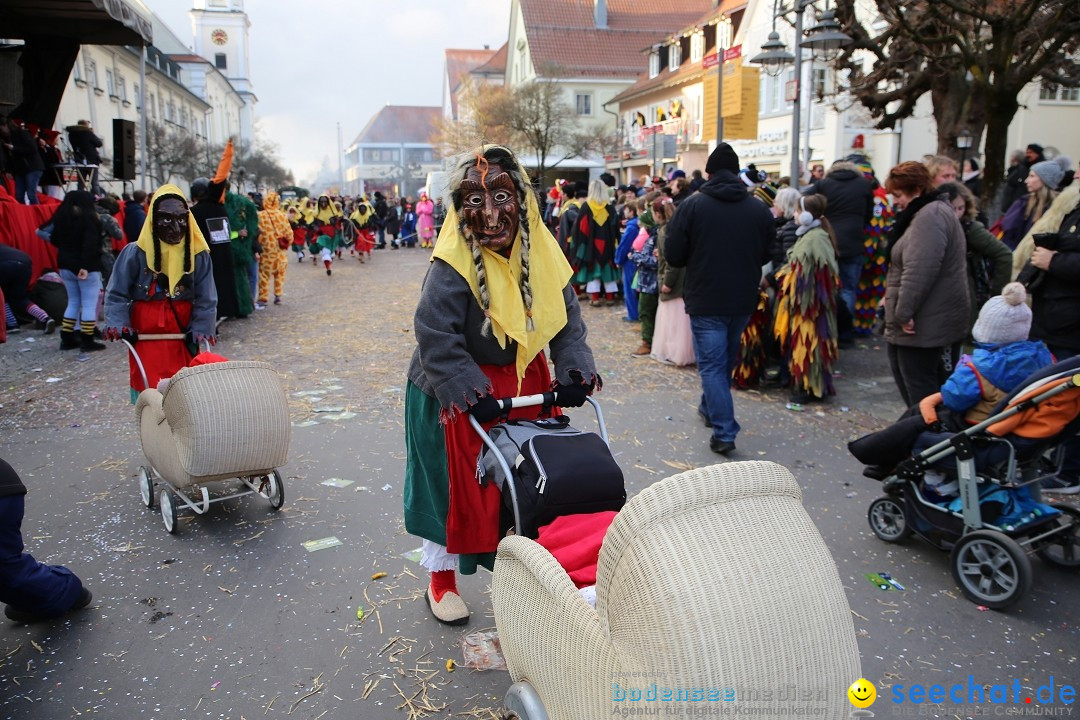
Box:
1012, 183, 1080, 278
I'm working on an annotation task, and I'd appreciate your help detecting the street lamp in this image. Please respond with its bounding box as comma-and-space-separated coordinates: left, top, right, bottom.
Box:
956, 131, 974, 174
750, 0, 852, 184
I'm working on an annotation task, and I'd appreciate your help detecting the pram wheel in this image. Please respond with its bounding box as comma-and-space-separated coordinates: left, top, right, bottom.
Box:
868, 497, 912, 543
139, 466, 155, 509
160, 489, 179, 534
1035, 503, 1080, 571
259, 470, 286, 510
950, 530, 1032, 609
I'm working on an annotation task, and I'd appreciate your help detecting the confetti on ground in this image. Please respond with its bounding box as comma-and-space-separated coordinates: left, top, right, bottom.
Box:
402, 547, 423, 564
302, 536, 343, 552
321, 410, 358, 421
45, 377, 63, 383
321, 477, 355, 488
293, 420, 320, 428
312, 406, 346, 413
292, 390, 327, 397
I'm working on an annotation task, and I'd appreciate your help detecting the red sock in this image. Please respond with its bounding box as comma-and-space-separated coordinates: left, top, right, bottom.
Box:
324, 260, 331, 270
606, 292, 615, 301
590, 292, 600, 301
430, 569, 457, 602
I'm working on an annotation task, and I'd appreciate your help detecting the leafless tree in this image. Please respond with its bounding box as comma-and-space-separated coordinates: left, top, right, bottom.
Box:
835, 0, 1080, 207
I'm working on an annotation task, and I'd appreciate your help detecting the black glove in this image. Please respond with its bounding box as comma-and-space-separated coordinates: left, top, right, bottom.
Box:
468, 395, 504, 423
121, 328, 139, 344
554, 381, 591, 408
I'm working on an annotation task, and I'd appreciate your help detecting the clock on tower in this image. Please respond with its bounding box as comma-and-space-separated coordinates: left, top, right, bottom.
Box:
211, 28, 228, 45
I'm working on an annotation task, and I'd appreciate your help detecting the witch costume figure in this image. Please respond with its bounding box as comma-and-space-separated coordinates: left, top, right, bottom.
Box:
104, 184, 218, 402
403, 145, 599, 626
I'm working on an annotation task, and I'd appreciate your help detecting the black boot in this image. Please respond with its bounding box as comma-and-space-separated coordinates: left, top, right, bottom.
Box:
80, 332, 106, 352
60, 330, 80, 350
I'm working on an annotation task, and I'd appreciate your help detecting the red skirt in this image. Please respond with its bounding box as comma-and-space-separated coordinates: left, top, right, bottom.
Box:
128, 299, 193, 394
442, 355, 554, 555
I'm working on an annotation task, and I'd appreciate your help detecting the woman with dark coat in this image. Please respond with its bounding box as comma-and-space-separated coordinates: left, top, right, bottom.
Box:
881, 162, 970, 407
46, 190, 106, 351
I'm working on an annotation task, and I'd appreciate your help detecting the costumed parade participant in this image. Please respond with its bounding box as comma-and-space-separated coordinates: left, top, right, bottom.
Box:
404, 145, 599, 625
847, 155, 893, 334
416, 191, 436, 248
190, 140, 238, 320
225, 189, 259, 317
256, 190, 291, 307
773, 195, 841, 404
287, 206, 307, 262
400, 202, 418, 248
312, 195, 343, 275
572, 179, 620, 306
349, 196, 376, 262
104, 184, 218, 402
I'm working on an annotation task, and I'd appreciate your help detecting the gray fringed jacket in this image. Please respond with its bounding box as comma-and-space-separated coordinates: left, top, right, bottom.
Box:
103, 243, 218, 340
407, 258, 598, 416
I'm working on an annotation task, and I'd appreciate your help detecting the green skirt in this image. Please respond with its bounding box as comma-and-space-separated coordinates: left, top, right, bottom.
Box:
403, 381, 494, 575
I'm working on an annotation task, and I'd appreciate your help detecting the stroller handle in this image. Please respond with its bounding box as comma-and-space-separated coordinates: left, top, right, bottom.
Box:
467, 395, 608, 539
122, 336, 212, 393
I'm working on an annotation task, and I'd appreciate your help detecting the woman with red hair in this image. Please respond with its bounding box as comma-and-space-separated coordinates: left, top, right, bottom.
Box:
881, 161, 970, 407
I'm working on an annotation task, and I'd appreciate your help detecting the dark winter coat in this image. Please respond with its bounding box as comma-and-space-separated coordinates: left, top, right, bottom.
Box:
124, 200, 147, 244
803, 168, 873, 260
1026, 191, 1080, 355
664, 170, 773, 317
883, 198, 970, 348
67, 126, 102, 165
9, 126, 43, 174
51, 209, 103, 274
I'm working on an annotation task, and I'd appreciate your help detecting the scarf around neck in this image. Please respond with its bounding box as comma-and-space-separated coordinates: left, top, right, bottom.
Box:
136, 184, 210, 295
586, 200, 610, 227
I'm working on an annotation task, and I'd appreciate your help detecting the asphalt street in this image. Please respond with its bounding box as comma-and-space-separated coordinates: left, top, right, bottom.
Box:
0, 246, 1077, 720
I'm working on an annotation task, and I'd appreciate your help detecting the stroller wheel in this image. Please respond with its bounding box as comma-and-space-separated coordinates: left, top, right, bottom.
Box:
160, 489, 179, 534
950, 530, 1032, 609
868, 497, 911, 543
139, 466, 155, 509
1036, 503, 1080, 571
260, 470, 286, 510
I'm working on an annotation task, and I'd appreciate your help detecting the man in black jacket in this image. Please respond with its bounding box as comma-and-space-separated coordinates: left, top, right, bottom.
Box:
665, 143, 773, 455
0, 457, 92, 623
67, 120, 104, 196
803, 160, 874, 345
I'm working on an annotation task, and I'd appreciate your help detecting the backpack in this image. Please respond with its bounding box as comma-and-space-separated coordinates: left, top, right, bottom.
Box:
476, 415, 625, 539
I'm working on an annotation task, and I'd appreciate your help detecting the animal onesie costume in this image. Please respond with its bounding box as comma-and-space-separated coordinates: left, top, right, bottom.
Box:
416, 193, 436, 248
256, 191, 291, 304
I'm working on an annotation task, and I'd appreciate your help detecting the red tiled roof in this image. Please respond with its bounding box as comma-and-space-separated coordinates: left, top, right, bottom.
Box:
169, 54, 210, 64
354, 106, 442, 145
446, 48, 499, 118
520, 0, 713, 78
472, 42, 507, 76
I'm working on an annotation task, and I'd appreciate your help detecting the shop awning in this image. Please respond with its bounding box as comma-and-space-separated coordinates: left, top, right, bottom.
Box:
0, 0, 153, 46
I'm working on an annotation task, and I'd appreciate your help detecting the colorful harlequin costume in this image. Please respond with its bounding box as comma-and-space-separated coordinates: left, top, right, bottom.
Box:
855, 186, 894, 333
104, 184, 218, 402
256, 191, 291, 304
311, 195, 344, 272
571, 199, 620, 302
773, 223, 840, 400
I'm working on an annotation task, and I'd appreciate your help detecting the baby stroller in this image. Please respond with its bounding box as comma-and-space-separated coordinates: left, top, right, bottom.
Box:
470, 393, 624, 541
856, 356, 1080, 609
128, 346, 291, 534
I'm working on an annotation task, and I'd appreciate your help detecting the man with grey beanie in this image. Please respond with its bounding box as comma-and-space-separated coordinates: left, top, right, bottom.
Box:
665, 143, 773, 455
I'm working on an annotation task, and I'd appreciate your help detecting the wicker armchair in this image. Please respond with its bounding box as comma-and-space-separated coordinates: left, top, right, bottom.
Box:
491, 461, 860, 720
135, 360, 290, 488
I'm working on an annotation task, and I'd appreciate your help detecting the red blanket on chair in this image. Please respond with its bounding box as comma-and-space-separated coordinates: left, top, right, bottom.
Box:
0, 188, 60, 288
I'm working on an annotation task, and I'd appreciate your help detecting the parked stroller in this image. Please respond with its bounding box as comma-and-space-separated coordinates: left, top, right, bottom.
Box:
853, 356, 1080, 609
131, 355, 291, 534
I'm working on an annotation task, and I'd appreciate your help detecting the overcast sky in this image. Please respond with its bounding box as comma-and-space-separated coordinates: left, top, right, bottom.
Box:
144, 0, 511, 186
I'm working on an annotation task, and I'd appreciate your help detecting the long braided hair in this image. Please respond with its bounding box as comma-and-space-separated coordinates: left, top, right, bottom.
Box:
150, 193, 193, 283
449, 145, 535, 336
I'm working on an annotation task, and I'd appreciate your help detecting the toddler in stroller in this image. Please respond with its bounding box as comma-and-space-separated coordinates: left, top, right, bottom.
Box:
849, 285, 1080, 608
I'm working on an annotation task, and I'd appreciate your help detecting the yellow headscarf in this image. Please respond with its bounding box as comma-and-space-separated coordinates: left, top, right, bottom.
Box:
586, 199, 609, 227
432, 155, 573, 391
135, 184, 210, 295
313, 195, 341, 223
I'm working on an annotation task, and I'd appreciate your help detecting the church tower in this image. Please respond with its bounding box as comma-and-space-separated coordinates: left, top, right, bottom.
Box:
190, 0, 257, 145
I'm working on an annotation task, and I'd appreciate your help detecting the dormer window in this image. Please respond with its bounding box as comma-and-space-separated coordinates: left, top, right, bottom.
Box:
669, 43, 681, 71
648, 51, 660, 79
690, 32, 704, 62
